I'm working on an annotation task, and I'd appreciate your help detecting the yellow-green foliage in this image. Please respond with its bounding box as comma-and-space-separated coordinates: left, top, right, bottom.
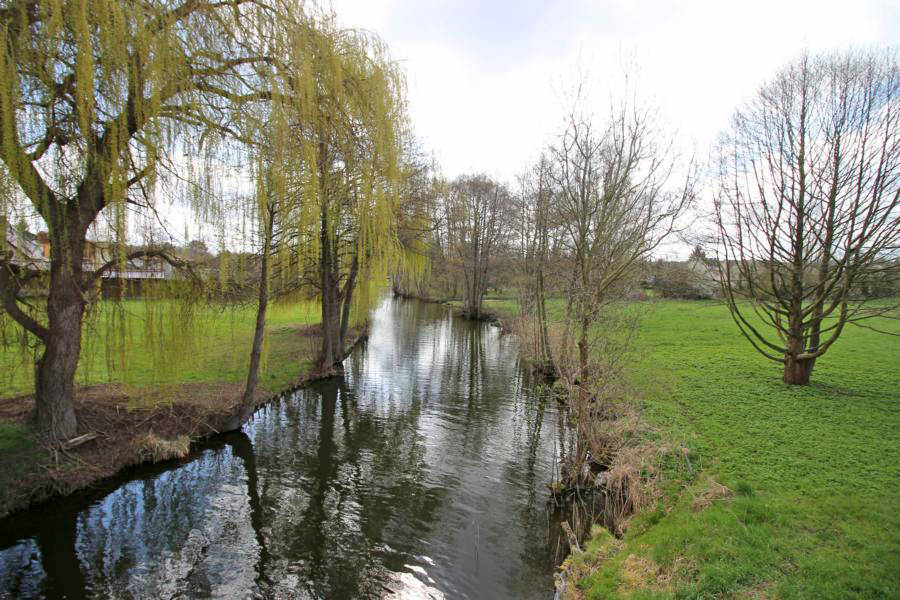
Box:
0, 0, 259, 209
0, 299, 321, 400
257, 11, 420, 313
0, 1, 315, 391
0, 1, 430, 391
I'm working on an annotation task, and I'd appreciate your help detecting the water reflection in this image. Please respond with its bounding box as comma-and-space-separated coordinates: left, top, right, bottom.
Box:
0, 298, 566, 599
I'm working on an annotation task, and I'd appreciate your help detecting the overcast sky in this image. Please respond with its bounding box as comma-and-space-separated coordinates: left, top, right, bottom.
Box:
330, 0, 898, 183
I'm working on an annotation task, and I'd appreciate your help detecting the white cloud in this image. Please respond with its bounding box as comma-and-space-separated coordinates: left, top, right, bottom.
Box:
331, 0, 898, 182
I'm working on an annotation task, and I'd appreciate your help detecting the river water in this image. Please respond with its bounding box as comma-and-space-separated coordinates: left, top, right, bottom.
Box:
0, 298, 570, 599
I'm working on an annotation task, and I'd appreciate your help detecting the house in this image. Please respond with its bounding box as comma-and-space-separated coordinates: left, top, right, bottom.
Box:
4, 221, 177, 299
684, 254, 721, 297
2, 221, 49, 270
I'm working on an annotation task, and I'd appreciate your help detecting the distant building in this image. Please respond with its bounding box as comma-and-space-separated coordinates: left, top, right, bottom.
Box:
4, 222, 176, 299
2, 221, 49, 270
684, 254, 720, 297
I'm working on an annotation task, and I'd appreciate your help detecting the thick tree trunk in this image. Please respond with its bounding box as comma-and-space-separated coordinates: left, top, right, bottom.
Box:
317, 236, 343, 375
783, 354, 814, 385
319, 280, 342, 374
315, 140, 342, 376
34, 244, 86, 441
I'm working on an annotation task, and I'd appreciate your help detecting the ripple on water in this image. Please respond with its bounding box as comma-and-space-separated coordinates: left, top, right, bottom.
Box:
0, 298, 566, 599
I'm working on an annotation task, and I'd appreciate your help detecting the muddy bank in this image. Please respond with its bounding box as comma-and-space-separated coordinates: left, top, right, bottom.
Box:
0, 328, 367, 520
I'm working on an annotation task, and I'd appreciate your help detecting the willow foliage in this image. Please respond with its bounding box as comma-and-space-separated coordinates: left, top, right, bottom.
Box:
0, 0, 309, 438
255, 12, 418, 366
0, 0, 430, 438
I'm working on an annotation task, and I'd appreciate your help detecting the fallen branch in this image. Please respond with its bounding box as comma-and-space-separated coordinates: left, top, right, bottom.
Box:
562, 521, 581, 553
61, 432, 96, 450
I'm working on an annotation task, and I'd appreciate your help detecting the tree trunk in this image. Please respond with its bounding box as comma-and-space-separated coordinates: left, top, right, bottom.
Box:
577, 315, 589, 384
315, 139, 342, 376
339, 253, 359, 352
317, 234, 343, 375
536, 268, 552, 365
783, 354, 814, 385
239, 210, 273, 424
391, 273, 401, 296
34, 243, 86, 441
319, 276, 342, 374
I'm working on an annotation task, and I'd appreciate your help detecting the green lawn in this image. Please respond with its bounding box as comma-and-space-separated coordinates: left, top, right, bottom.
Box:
486, 297, 900, 598
0, 299, 322, 401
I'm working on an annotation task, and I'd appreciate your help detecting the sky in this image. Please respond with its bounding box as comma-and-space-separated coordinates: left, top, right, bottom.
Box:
330, 0, 899, 183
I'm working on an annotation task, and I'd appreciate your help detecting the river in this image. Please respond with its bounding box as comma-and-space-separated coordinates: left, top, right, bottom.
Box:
0, 298, 570, 599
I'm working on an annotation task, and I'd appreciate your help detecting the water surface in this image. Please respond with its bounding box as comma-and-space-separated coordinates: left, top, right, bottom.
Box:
0, 298, 567, 599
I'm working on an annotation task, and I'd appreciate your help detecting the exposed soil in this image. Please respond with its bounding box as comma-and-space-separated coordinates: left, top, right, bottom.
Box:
0, 382, 265, 520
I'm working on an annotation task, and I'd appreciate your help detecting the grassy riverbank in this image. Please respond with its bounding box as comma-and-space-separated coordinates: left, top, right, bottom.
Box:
0, 299, 326, 518
0, 299, 323, 399
486, 297, 900, 598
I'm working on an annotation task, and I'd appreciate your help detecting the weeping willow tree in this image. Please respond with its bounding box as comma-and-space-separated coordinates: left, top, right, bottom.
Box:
232, 94, 291, 426
0, 0, 299, 441
268, 17, 414, 374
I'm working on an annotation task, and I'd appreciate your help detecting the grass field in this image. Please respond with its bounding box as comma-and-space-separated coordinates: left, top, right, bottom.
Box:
0, 299, 322, 402
485, 297, 899, 599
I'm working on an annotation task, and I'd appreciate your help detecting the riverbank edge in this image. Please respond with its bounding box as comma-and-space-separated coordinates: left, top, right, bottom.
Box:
430, 296, 677, 600
0, 327, 369, 521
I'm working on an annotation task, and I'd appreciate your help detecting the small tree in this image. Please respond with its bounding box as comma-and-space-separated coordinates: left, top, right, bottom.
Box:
715, 48, 899, 385
269, 21, 409, 374
550, 86, 692, 392
516, 154, 556, 366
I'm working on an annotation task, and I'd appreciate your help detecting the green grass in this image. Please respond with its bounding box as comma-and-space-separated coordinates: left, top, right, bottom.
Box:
485, 296, 899, 598
0, 422, 41, 510
0, 299, 322, 401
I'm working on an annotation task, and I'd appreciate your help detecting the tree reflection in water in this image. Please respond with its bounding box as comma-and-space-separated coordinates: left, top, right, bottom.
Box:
0, 298, 570, 600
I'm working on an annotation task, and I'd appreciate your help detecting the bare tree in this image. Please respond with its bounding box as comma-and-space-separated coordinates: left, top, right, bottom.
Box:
550, 86, 693, 394
715, 48, 899, 385
515, 154, 556, 368
448, 174, 511, 320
